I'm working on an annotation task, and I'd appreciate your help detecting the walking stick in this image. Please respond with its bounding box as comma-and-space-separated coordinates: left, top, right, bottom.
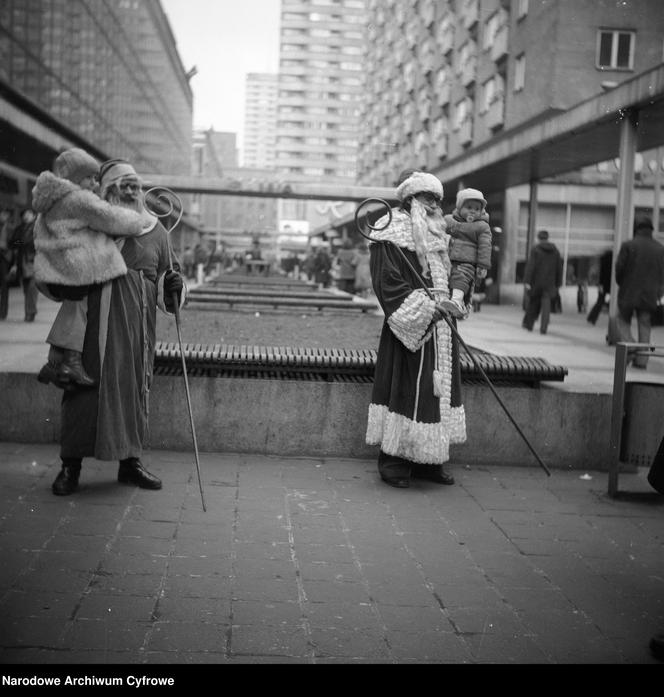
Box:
355, 198, 551, 477
144, 187, 208, 510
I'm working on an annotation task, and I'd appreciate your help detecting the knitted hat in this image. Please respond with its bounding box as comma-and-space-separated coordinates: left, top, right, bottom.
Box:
396, 171, 443, 202
456, 188, 487, 211
52, 148, 99, 184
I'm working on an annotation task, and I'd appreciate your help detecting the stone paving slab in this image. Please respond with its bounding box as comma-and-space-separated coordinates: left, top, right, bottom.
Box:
0, 442, 662, 666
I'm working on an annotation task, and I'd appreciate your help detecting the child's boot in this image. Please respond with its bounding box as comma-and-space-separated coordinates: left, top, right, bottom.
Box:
58, 349, 96, 387
441, 290, 468, 319
37, 346, 65, 386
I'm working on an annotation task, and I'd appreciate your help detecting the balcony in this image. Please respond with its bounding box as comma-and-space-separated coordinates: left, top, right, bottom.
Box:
432, 136, 448, 160
460, 56, 477, 86
491, 24, 509, 62
436, 79, 450, 106
417, 95, 431, 121
437, 27, 454, 55
458, 120, 473, 145
463, 0, 479, 29
485, 97, 505, 129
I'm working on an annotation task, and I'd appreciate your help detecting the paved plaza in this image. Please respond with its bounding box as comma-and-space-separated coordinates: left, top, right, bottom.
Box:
0, 284, 663, 665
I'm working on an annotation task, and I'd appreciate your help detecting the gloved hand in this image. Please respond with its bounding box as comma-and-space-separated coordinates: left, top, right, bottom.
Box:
163, 270, 183, 296
476, 267, 488, 280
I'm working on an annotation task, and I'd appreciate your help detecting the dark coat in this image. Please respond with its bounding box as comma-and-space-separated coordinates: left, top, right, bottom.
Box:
524, 241, 563, 292
444, 213, 492, 269
615, 229, 664, 313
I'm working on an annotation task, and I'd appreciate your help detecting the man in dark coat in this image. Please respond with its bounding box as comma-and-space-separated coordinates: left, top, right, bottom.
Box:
9, 208, 38, 322
522, 229, 563, 335
615, 215, 664, 369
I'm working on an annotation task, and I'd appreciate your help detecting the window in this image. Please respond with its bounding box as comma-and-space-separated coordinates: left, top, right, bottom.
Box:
597, 30, 635, 70
514, 53, 525, 91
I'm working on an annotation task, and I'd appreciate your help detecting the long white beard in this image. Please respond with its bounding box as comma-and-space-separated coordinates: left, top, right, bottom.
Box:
410, 198, 446, 276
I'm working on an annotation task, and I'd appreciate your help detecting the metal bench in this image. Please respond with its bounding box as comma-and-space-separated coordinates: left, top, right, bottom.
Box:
154, 342, 567, 386
185, 294, 379, 312
188, 287, 355, 301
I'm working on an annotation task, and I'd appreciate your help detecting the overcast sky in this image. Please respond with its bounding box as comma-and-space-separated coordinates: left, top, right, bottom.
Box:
161, 0, 281, 146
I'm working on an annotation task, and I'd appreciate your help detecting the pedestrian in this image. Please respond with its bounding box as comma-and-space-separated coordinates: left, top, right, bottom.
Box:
586, 249, 612, 325
440, 187, 492, 319
353, 242, 371, 297
9, 208, 38, 322
366, 169, 466, 489
31, 147, 145, 388
182, 246, 195, 279
335, 238, 357, 294
0, 207, 16, 320
522, 229, 563, 335
302, 248, 316, 282
49, 158, 185, 497
614, 215, 664, 369
313, 244, 332, 288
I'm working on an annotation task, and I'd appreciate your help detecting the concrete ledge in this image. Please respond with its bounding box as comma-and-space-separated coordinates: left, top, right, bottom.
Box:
0, 372, 615, 471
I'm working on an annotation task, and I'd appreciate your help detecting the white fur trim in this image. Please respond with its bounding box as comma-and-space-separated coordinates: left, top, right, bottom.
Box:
366, 403, 466, 464
387, 289, 437, 351
397, 172, 443, 202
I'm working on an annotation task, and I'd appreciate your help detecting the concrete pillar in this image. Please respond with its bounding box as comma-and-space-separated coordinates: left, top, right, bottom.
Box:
607, 109, 638, 345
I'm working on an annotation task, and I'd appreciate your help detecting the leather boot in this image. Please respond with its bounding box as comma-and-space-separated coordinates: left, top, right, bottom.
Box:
52, 459, 82, 496
118, 458, 162, 490
58, 350, 96, 387
411, 464, 455, 485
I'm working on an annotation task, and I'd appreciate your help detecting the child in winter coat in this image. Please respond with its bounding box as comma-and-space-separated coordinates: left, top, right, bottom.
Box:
440, 188, 492, 319
33, 148, 145, 388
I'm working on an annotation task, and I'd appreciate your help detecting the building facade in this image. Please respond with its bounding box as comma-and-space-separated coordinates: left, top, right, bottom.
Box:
357, 0, 664, 293
243, 73, 278, 169
192, 128, 279, 257
0, 0, 193, 178
275, 0, 368, 237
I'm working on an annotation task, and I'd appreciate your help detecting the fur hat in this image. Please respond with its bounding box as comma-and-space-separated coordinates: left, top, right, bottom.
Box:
396, 171, 443, 203
455, 188, 487, 211
52, 148, 99, 185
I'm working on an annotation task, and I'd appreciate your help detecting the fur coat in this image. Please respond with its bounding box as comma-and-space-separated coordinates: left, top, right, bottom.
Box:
32, 171, 144, 286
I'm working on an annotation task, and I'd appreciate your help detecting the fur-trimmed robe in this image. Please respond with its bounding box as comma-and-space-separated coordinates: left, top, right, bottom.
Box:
31, 171, 144, 286
59, 219, 186, 461
366, 208, 466, 465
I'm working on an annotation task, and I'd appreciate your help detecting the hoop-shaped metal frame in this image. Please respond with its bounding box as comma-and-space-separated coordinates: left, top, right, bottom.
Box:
144, 186, 184, 237
354, 198, 393, 241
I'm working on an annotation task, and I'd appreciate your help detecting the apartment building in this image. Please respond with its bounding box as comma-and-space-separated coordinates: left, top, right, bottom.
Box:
0, 0, 193, 177
243, 73, 278, 169
276, 0, 368, 232
357, 0, 664, 290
